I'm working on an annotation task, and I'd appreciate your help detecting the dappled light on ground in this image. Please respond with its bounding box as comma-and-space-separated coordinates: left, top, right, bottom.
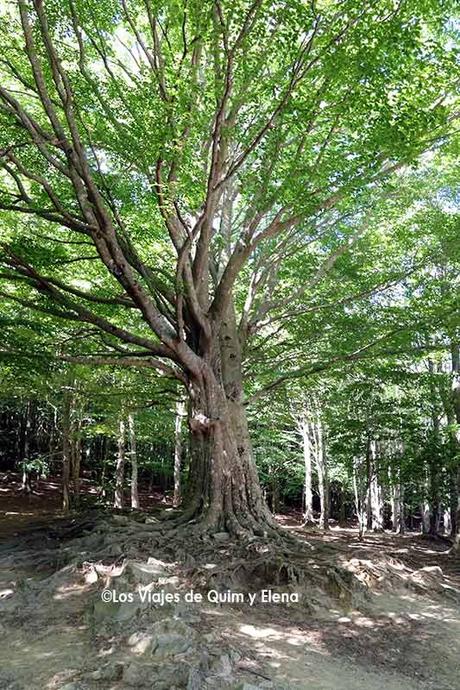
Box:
1, 503, 459, 690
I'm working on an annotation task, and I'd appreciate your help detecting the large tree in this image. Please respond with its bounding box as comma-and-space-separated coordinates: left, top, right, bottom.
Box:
0, 0, 458, 534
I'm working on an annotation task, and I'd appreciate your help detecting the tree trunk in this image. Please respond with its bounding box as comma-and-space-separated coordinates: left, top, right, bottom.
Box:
301, 421, 314, 525
184, 303, 273, 535
71, 418, 81, 507
399, 484, 405, 535
428, 460, 440, 536
316, 434, 329, 531
390, 464, 404, 534
369, 440, 384, 532
421, 501, 431, 534
173, 400, 185, 508
353, 457, 367, 540
128, 412, 139, 509
62, 386, 72, 512
270, 472, 280, 514
114, 418, 126, 509
21, 400, 33, 494
450, 342, 460, 545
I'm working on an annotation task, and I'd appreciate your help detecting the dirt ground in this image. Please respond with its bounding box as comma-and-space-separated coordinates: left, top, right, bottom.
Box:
0, 476, 459, 690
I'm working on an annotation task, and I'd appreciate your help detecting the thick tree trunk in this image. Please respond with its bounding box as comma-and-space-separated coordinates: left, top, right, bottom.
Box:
184, 303, 273, 535
114, 418, 126, 509
173, 400, 185, 508
186, 383, 272, 533
128, 413, 139, 509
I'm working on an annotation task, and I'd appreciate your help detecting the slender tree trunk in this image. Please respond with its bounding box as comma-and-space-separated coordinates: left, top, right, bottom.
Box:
390, 464, 404, 534
301, 421, 314, 525
21, 401, 32, 494
100, 437, 109, 499
128, 412, 139, 509
62, 386, 72, 512
338, 486, 347, 525
369, 440, 384, 532
427, 358, 442, 536
421, 501, 431, 534
173, 400, 185, 508
450, 342, 460, 546
365, 438, 372, 530
428, 460, 440, 536
399, 484, 405, 535
353, 457, 367, 540
114, 418, 126, 509
271, 471, 280, 514
391, 482, 400, 533
313, 417, 329, 531
71, 418, 81, 507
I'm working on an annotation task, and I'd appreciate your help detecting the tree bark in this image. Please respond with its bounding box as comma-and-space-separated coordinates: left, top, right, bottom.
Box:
71, 417, 81, 507
390, 463, 404, 534
301, 421, 314, 525
173, 400, 185, 508
114, 418, 126, 509
128, 412, 139, 509
428, 460, 440, 536
369, 440, 384, 532
62, 385, 72, 512
353, 457, 367, 540
184, 303, 273, 535
21, 400, 33, 494
450, 342, 460, 546
316, 423, 329, 531
421, 501, 431, 535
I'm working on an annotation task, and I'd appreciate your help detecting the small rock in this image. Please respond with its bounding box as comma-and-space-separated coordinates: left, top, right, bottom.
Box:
151, 632, 192, 657
123, 661, 189, 688
125, 560, 169, 584
127, 630, 154, 654
113, 514, 129, 525
419, 565, 443, 575
213, 532, 231, 542
211, 653, 233, 676
89, 662, 123, 681
187, 667, 206, 689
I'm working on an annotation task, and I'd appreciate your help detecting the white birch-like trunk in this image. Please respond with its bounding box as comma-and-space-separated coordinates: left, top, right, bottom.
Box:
301, 421, 314, 525
114, 418, 126, 509
173, 400, 185, 507
128, 413, 139, 509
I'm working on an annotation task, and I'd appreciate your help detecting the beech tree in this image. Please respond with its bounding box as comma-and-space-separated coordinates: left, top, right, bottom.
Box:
0, 0, 458, 534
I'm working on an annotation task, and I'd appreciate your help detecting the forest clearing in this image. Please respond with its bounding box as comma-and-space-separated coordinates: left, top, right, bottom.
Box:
1, 475, 459, 689
0, 0, 459, 688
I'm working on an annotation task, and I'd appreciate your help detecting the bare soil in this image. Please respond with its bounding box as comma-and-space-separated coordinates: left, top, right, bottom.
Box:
0, 477, 459, 690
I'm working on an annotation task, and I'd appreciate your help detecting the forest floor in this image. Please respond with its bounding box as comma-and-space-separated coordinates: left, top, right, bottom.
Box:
0, 474, 459, 690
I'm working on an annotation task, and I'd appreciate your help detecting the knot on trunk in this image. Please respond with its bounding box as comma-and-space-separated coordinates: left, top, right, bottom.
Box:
189, 413, 219, 433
